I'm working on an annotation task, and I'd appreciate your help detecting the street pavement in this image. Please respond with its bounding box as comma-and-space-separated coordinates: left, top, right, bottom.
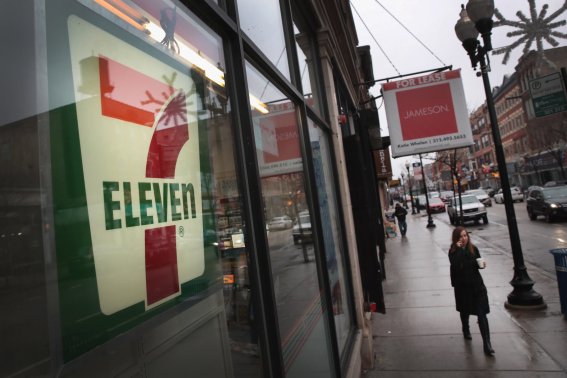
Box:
362, 209, 567, 377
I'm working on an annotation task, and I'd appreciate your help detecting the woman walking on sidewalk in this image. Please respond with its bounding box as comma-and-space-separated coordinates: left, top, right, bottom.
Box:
448, 226, 495, 356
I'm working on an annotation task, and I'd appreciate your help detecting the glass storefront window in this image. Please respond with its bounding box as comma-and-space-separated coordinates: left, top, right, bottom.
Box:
245, 61, 334, 377
293, 21, 321, 115
2, 0, 358, 375
307, 118, 353, 355
236, 0, 291, 81
1, 0, 262, 375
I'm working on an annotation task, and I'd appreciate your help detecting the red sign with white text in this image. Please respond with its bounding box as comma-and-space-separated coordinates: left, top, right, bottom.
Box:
257, 107, 303, 177
395, 83, 458, 140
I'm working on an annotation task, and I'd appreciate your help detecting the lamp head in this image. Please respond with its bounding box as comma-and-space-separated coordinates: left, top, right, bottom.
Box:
455, 5, 479, 43
465, 0, 494, 51
465, 0, 494, 23
455, 4, 481, 68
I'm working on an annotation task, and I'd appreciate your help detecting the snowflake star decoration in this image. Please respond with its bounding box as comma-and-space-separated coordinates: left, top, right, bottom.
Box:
492, 0, 567, 64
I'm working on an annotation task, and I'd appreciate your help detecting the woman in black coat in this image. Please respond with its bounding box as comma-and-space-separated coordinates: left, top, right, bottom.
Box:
448, 226, 494, 355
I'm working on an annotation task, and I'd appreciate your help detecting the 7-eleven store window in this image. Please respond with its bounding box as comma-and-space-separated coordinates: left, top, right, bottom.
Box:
32, 0, 258, 376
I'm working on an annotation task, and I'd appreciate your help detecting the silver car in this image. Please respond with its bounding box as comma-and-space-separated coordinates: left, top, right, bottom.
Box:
447, 194, 488, 225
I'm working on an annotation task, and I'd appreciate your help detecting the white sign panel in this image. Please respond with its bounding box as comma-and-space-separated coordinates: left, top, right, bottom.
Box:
383, 70, 473, 158
68, 16, 205, 315
529, 72, 567, 117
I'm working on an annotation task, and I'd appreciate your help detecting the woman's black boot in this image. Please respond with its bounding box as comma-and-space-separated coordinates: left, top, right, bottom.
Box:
478, 317, 495, 355
460, 313, 472, 340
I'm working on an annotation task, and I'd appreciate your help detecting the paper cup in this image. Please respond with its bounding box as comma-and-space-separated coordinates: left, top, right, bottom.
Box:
476, 257, 486, 269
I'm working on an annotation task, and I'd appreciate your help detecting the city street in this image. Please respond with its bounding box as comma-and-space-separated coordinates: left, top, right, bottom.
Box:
430, 200, 567, 277
366, 209, 567, 377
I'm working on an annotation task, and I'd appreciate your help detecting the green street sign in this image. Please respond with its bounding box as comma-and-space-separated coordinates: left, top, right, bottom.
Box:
529, 72, 567, 118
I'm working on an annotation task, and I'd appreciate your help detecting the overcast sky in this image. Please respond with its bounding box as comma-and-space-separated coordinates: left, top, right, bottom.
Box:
350, 0, 567, 178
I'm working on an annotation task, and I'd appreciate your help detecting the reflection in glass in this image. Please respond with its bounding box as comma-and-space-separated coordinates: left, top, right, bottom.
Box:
246, 61, 333, 377
293, 22, 320, 114
307, 118, 353, 354
236, 0, 290, 80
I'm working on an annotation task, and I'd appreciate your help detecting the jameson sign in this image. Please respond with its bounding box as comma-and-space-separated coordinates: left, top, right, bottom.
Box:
382, 70, 473, 158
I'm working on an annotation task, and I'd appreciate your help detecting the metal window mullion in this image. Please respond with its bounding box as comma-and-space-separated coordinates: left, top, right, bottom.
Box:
223, 28, 286, 378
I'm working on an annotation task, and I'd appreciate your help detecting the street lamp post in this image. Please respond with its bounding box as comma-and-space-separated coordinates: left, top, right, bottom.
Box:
405, 162, 416, 214
419, 154, 436, 228
400, 172, 409, 209
455, 0, 545, 308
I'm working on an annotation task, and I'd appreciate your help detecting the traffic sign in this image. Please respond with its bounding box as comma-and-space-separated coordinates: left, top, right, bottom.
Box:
529, 72, 567, 117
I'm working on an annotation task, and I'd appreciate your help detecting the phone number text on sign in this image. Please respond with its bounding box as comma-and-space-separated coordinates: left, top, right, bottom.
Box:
431, 134, 467, 144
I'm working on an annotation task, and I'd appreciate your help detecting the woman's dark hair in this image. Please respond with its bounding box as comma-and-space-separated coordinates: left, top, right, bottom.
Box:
450, 226, 475, 255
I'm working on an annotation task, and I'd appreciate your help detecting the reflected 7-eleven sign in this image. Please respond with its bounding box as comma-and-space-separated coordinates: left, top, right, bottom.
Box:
67, 16, 205, 316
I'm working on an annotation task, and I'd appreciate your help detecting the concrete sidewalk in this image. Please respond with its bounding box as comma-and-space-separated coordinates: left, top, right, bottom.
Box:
363, 212, 567, 377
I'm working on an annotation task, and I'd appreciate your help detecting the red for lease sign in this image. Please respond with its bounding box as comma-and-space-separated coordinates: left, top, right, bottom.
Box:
382, 70, 473, 158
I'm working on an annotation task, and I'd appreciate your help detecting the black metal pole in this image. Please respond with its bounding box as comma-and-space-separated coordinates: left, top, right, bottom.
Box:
478, 55, 544, 308
419, 154, 435, 228
407, 166, 416, 214
401, 175, 408, 209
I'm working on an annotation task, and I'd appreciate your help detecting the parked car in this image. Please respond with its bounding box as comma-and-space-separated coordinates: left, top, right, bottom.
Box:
493, 187, 524, 204
526, 185, 567, 222
447, 194, 488, 225
427, 197, 446, 213
292, 211, 312, 244
466, 189, 492, 207
268, 215, 292, 230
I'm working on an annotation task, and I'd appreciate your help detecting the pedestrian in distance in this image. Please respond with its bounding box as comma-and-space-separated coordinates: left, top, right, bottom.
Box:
414, 197, 420, 213
448, 226, 495, 356
393, 203, 408, 237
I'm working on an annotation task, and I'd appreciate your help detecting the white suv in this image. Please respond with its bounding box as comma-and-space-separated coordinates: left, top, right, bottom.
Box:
494, 187, 523, 203
447, 194, 488, 225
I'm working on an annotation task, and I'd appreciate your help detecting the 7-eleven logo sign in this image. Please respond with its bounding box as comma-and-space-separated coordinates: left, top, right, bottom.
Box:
69, 17, 204, 315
